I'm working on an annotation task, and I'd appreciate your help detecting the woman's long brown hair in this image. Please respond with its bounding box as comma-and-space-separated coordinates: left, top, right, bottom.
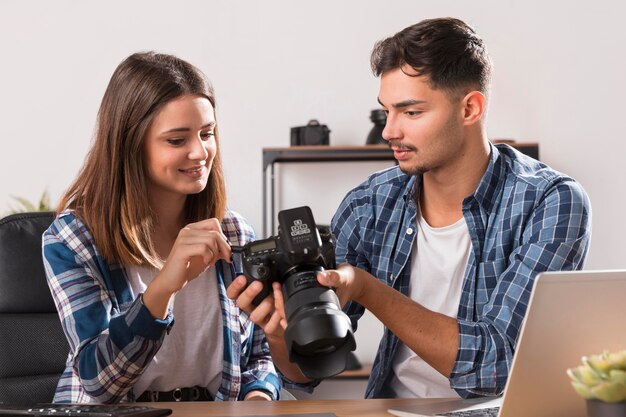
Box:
57, 52, 227, 267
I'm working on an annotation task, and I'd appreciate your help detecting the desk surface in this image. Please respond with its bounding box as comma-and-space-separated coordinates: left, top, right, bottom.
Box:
143, 398, 452, 417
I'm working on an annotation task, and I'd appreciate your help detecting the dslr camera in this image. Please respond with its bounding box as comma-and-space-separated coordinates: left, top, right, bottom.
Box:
237, 206, 356, 379
290, 119, 330, 146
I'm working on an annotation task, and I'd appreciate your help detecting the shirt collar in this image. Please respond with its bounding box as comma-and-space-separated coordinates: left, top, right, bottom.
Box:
403, 173, 419, 206
465, 142, 506, 213
403, 142, 504, 211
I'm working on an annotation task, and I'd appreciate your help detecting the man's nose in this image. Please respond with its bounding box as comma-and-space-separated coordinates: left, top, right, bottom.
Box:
382, 113, 400, 142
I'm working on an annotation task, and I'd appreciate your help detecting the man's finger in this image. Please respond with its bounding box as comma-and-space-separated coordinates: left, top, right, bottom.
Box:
316, 270, 337, 287
226, 275, 247, 299
272, 282, 286, 315
249, 294, 275, 325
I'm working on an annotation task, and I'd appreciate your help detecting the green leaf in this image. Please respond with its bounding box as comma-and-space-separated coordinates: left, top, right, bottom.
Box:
609, 370, 626, 384
568, 365, 604, 386
585, 354, 612, 378
38, 190, 52, 211
10, 196, 37, 212
590, 381, 626, 403
571, 381, 594, 400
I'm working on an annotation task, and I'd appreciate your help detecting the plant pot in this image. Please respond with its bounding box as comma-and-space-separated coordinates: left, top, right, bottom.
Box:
587, 400, 626, 417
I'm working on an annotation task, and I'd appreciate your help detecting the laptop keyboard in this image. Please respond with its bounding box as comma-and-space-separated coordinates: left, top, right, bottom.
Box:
0, 404, 172, 417
437, 406, 500, 416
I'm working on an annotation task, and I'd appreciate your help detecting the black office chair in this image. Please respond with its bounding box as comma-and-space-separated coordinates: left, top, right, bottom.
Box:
0, 211, 69, 404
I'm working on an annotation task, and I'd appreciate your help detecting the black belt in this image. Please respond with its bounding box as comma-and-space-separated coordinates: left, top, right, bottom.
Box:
136, 386, 213, 402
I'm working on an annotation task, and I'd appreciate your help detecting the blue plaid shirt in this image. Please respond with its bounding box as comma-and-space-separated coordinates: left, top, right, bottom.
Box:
42, 210, 280, 403
331, 143, 591, 398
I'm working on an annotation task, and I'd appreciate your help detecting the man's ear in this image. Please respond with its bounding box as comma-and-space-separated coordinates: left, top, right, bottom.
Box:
461, 91, 486, 126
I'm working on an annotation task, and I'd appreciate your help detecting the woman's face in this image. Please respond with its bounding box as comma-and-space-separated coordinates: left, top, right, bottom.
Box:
143, 95, 217, 201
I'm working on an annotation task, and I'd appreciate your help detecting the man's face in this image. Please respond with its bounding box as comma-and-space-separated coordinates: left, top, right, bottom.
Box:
378, 66, 465, 176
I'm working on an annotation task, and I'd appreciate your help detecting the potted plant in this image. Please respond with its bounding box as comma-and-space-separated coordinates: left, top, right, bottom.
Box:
4, 190, 53, 217
567, 350, 626, 417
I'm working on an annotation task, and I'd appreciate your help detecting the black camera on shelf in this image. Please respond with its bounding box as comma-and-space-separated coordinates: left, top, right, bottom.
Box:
237, 206, 355, 379
290, 119, 330, 146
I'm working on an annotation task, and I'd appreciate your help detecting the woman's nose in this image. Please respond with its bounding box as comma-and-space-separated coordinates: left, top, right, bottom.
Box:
189, 136, 209, 160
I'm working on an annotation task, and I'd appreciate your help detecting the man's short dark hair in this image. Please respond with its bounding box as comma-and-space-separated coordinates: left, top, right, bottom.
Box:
371, 17, 492, 98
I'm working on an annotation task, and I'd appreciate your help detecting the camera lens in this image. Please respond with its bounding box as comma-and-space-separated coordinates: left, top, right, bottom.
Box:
282, 268, 356, 379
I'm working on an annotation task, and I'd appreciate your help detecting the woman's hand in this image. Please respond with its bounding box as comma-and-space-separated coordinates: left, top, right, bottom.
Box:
226, 277, 287, 343
227, 277, 310, 383
160, 218, 232, 292
144, 218, 231, 319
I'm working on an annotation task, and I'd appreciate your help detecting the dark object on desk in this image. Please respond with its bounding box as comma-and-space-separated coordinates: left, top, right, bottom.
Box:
0, 212, 69, 405
0, 404, 172, 417
234, 206, 356, 379
290, 119, 330, 146
366, 109, 387, 145
136, 385, 213, 402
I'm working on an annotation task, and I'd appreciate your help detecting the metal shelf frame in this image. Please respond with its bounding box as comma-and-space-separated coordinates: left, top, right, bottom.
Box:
261, 143, 539, 236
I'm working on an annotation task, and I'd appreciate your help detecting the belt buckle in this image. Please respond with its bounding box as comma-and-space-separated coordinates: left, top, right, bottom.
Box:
173, 388, 183, 402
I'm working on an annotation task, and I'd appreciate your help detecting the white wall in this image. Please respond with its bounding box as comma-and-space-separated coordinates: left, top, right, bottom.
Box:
2, 0, 625, 365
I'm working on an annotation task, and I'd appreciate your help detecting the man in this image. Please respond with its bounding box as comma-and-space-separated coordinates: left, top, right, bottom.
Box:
228, 17, 591, 399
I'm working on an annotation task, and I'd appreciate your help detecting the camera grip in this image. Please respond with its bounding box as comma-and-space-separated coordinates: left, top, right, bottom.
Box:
243, 260, 274, 306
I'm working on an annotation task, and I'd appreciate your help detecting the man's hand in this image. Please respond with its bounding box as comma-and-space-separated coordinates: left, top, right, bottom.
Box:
316, 263, 369, 307
244, 390, 272, 401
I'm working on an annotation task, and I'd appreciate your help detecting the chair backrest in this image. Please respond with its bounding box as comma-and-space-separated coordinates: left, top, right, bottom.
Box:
0, 212, 69, 404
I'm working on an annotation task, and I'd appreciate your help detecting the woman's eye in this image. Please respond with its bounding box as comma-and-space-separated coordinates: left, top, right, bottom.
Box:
200, 132, 215, 141
166, 138, 185, 146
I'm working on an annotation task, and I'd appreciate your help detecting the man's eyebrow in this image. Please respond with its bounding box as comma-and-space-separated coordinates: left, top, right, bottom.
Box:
161, 122, 215, 134
377, 97, 427, 109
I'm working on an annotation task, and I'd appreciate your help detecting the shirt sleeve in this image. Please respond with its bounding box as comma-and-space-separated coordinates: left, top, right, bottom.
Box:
42, 219, 173, 403
451, 179, 592, 397
331, 186, 373, 332
239, 324, 281, 400
223, 211, 282, 400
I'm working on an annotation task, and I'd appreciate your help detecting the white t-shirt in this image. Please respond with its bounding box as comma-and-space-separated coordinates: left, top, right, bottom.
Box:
389, 211, 471, 398
125, 264, 223, 397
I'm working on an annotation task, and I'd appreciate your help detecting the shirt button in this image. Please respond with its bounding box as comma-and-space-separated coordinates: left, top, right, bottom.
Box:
406, 227, 414, 235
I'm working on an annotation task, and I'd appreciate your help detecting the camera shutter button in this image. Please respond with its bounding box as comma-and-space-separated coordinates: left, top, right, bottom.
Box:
257, 265, 268, 278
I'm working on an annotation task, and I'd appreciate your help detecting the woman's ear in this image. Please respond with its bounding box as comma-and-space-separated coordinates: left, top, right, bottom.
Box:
461, 91, 486, 126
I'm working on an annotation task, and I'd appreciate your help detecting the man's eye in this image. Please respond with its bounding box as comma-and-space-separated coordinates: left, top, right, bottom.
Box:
166, 138, 185, 146
405, 111, 423, 117
200, 132, 215, 141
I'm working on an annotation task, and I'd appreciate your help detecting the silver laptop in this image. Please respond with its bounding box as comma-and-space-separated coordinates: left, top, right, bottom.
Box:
388, 269, 626, 417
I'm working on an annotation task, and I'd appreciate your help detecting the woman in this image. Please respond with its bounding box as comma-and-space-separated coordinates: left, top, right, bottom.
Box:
42, 52, 280, 403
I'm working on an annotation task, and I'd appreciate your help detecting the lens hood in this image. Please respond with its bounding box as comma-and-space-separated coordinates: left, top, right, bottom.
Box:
284, 307, 356, 379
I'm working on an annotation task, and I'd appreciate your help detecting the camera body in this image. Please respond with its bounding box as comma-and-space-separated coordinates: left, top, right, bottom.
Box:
239, 206, 356, 379
290, 119, 330, 146
241, 207, 335, 305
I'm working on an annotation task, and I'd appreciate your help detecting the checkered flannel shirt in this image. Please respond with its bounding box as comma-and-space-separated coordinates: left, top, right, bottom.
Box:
331, 143, 592, 398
